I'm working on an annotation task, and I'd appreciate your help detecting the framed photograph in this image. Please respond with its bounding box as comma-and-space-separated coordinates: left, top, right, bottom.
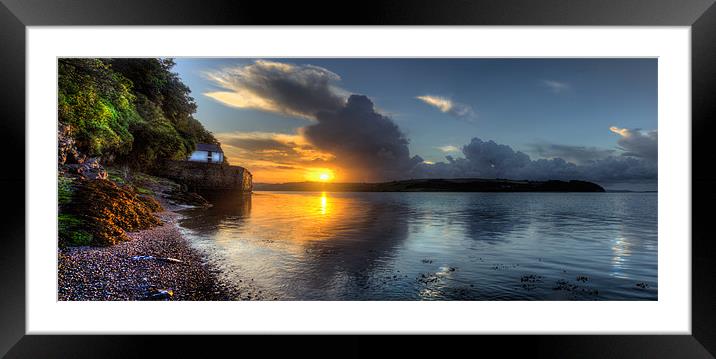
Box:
2, 0, 715, 357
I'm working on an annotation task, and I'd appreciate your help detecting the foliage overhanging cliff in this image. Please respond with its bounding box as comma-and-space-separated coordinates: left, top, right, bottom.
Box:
58, 58, 220, 169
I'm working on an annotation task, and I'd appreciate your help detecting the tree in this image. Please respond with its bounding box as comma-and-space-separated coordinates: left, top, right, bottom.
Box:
58, 58, 136, 158
106, 58, 219, 166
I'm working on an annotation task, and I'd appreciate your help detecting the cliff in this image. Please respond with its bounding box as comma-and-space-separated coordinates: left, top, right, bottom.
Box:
254, 178, 605, 192
157, 161, 253, 192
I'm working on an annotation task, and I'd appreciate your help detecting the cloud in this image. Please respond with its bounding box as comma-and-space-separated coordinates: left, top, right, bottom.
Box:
304, 95, 423, 181
219, 126, 657, 186
216, 131, 346, 183
609, 126, 629, 137
204, 60, 348, 119
205, 60, 424, 182
410, 130, 657, 184
610, 126, 658, 161
216, 131, 335, 180
528, 127, 657, 165
436, 145, 460, 153
416, 95, 475, 120
204, 60, 656, 187
222, 136, 293, 153
461, 138, 532, 177
543, 80, 570, 93
526, 143, 616, 164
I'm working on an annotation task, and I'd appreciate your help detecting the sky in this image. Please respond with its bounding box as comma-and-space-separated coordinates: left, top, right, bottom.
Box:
172, 58, 657, 190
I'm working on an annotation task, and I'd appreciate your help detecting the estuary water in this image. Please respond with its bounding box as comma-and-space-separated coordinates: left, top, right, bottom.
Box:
178, 191, 657, 300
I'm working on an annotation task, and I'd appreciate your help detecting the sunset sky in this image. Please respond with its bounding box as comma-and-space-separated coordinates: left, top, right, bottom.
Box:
173, 58, 657, 190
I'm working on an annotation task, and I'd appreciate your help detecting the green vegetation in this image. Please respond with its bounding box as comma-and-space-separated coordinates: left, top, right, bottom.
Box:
58, 213, 93, 247
58, 58, 219, 169
59, 173, 93, 247
135, 186, 154, 195
58, 59, 136, 157
106, 167, 179, 193
58, 175, 75, 206
58, 58, 215, 246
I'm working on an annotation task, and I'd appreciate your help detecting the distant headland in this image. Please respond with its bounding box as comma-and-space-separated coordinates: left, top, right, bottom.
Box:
254, 178, 606, 192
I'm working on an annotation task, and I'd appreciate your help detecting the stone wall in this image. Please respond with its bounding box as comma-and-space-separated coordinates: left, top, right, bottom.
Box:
157, 161, 252, 192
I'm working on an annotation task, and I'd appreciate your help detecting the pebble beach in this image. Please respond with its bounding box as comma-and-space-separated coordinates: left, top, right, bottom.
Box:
58, 193, 233, 301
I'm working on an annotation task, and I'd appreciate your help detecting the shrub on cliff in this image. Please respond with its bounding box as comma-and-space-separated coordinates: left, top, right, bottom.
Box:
105, 58, 219, 168
58, 58, 220, 171
58, 59, 137, 158
63, 180, 163, 246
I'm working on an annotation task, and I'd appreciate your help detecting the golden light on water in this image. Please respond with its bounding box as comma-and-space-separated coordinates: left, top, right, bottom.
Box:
212, 192, 353, 249
320, 192, 328, 215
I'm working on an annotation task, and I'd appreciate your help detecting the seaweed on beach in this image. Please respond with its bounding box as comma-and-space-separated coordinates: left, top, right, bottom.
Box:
62, 179, 163, 246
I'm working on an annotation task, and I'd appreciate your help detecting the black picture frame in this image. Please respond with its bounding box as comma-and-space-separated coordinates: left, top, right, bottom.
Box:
1, 0, 715, 357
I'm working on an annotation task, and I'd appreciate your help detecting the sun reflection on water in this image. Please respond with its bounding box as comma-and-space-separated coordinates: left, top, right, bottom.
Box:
320, 192, 328, 215
216, 191, 358, 247
179, 192, 658, 300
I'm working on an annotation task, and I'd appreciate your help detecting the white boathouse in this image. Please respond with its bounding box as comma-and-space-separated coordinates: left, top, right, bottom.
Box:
187, 143, 224, 164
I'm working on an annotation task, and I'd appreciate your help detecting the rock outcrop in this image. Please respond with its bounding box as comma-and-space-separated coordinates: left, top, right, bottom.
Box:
58, 124, 108, 180
58, 123, 83, 165
65, 157, 108, 180
156, 161, 252, 192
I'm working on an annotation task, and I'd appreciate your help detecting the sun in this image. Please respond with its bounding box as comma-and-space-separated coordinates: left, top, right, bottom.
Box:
317, 170, 335, 182
307, 168, 335, 182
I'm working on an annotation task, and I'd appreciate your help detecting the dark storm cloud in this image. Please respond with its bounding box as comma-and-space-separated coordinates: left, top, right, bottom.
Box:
462, 138, 532, 177
206, 60, 426, 180
526, 143, 616, 164
304, 95, 423, 181
205, 60, 347, 119
578, 156, 657, 182
411, 136, 657, 183
206, 60, 656, 186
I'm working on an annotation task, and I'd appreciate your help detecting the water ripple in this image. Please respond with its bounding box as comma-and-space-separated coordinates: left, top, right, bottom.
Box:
179, 192, 657, 300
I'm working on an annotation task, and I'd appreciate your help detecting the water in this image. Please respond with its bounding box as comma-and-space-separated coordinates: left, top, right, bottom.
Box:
178, 191, 657, 300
